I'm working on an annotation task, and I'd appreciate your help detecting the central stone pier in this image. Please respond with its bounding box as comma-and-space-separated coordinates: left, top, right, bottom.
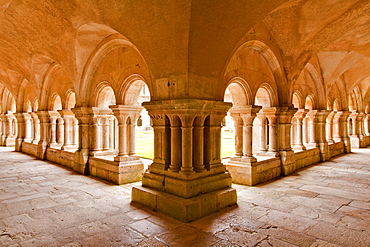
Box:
132, 99, 237, 222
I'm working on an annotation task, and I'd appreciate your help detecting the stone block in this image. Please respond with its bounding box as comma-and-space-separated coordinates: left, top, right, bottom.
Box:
227, 158, 281, 186
131, 186, 237, 222
89, 158, 144, 185
142, 172, 233, 198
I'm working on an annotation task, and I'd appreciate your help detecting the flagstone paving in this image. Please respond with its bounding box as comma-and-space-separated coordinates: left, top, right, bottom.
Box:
0, 146, 369, 246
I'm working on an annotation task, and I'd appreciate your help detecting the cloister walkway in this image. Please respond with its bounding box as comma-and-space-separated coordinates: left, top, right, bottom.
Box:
0, 147, 369, 246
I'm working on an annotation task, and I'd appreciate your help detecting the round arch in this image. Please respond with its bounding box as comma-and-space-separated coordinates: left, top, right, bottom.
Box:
94, 82, 116, 108
292, 90, 304, 109
254, 82, 278, 107
305, 94, 316, 110
222, 40, 284, 105
118, 74, 150, 106
49, 93, 62, 111
224, 77, 253, 106
79, 34, 151, 107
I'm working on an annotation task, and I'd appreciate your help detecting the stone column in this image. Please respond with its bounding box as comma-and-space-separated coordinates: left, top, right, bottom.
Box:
239, 105, 261, 161
333, 111, 351, 153
292, 109, 308, 151
48, 112, 58, 148
14, 113, 26, 151
364, 114, 370, 136
179, 114, 196, 175
277, 107, 297, 175
316, 110, 331, 161
71, 107, 94, 174
133, 99, 236, 223
73, 118, 79, 148
109, 116, 115, 151
266, 113, 278, 154
148, 113, 170, 171
90, 116, 103, 155
357, 113, 366, 147
0, 113, 7, 146
111, 109, 128, 158
36, 111, 50, 160
348, 111, 361, 148
5, 113, 16, 146
205, 113, 225, 170
23, 113, 33, 143
326, 111, 335, 144
128, 111, 141, 155
306, 110, 319, 148
56, 117, 64, 146
31, 112, 40, 144
59, 110, 75, 150
230, 113, 243, 157
101, 117, 110, 151
168, 114, 182, 172
193, 116, 206, 172
257, 114, 268, 153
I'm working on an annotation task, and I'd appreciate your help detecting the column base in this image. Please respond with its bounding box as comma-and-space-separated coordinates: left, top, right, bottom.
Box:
90, 150, 116, 157
141, 170, 233, 198
227, 156, 281, 186
293, 144, 306, 151
73, 149, 90, 174
61, 145, 77, 152
327, 140, 335, 144
343, 137, 351, 153
49, 143, 62, 149
89, 156, 144, 185
5, 137, 15, 147
279, 150, 296, 175
318, 142, 330, 162
132, 186, 236, 223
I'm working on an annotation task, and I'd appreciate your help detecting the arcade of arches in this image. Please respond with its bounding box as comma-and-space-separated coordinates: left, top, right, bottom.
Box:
0, 0, 370, 223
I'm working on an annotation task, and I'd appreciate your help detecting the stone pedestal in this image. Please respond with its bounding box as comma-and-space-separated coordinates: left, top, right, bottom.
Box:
89, 155, 144, 185
132, 99, 237, 222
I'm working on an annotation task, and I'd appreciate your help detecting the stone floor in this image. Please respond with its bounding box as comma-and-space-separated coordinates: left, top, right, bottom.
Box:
0, 147, 369, 247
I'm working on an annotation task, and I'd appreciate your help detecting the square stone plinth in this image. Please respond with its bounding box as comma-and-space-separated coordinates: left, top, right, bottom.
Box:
227, 157, 281, 186
89, 157, 144, 185
132, 186, 237, 222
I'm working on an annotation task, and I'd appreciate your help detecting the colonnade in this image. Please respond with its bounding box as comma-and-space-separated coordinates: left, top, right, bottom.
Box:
132, 99, 237, 222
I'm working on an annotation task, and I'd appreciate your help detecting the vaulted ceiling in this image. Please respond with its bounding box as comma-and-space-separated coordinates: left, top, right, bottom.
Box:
0, 0, 369, 109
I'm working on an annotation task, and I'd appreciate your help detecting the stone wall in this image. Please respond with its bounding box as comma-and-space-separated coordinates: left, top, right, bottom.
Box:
329, 142, 344, 158
294, 148, 321, 170
21, 142, 38, 157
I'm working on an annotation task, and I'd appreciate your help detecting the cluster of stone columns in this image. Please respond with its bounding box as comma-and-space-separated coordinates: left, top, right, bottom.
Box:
0, 112, 17, 146
291, 110, 357, 153
69, 105, 143, 183
226, 106, 370, 186
132, 99, 237, 222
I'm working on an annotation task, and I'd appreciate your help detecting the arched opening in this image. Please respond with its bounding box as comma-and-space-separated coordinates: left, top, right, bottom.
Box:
303, 95, 316, 147
253, 87, 272, 155
134, 83, 153, 163
221, 87, 235, 159
221, 80, 252, 161
62, 92, 79, 150
333, 99, 340, 111
291, 92, 306, 151
92, 85, 117, 156
50, 94, 63, 148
